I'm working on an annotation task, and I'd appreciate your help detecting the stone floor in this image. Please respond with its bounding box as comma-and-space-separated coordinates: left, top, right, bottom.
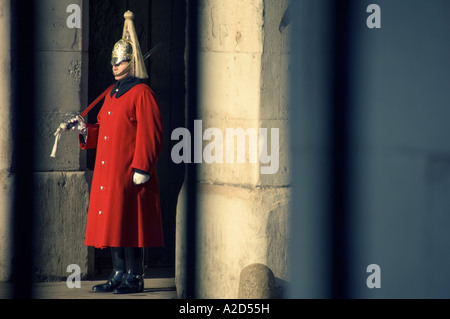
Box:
0, 268, 177, 299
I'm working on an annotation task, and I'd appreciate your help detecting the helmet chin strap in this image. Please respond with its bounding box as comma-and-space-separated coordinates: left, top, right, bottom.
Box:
113, 58, 134, 78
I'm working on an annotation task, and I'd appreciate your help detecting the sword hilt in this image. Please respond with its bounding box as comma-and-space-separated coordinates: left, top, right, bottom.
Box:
65, 120, 78, 131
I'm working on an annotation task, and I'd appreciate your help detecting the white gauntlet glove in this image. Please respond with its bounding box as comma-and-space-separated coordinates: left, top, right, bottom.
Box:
133, 171, 150, 185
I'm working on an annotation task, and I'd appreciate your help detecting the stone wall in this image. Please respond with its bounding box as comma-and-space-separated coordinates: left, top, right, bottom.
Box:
0, 0, 92, 282
176, 0, 291, 298
34, 0, 92, 281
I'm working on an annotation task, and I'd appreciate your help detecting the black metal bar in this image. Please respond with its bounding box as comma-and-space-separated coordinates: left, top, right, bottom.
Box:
185, 0, 199, 299
329, 0, 354, 299
10, 0, 36, 299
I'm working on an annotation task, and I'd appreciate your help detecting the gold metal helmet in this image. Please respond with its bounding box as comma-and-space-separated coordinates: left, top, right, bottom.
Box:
111, 11, 148, 79
111, 33, 133, 66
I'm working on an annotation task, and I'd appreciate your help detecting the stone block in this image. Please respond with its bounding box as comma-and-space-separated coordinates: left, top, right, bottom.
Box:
195, 118, 260, 185
198, 51, 262, 121
33, 171, 93, 280
192, 117, 287, 186
0, 0, 11, 172
0, 172, 14, 282
261, 0, 291, 54
35, 50, 89, 113
0, 84, 11, 172
257, 119, 290, 186
199, 0, 264, 53
238, 263, 275, 299
35, 0, 89, 52
0, 171, 93, 282
260, 52, 290, 120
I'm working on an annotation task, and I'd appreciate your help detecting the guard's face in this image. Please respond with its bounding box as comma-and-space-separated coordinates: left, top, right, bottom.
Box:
113, 61, 131, 81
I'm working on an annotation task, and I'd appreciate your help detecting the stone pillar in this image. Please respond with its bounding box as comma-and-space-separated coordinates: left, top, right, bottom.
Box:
0, 0, 95, 282
0, 0, 13, 282
31, 0, 93, 281
176, 0, 291, 298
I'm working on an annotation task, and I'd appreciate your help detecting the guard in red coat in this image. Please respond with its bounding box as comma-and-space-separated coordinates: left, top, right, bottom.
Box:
67, 11, 163, 294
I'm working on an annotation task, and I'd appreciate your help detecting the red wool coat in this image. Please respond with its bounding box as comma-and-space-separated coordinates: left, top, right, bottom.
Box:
80, 83, 164, 248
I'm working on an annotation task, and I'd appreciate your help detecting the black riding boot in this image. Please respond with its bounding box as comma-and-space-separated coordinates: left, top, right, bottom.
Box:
113, 247, 144, 294
92, 247, 126, 293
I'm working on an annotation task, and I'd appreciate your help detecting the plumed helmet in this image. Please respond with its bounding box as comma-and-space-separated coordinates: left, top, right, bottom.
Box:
111, 34, 133, 66
111, 11, 148, 79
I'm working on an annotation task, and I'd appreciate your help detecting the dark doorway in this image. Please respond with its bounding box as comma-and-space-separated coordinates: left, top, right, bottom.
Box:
87, 0, 186, 278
